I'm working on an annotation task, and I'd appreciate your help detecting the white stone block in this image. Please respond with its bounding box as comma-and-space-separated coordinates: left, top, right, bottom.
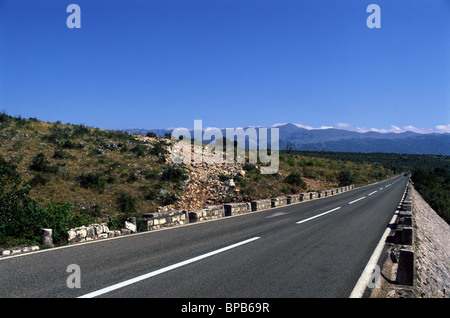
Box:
125, 221, 137, 233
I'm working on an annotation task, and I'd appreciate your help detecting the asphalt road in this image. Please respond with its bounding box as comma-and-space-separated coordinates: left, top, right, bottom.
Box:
0, 175, 408, 298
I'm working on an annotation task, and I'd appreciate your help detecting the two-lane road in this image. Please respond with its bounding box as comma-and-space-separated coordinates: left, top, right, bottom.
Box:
0, 176, 408, 298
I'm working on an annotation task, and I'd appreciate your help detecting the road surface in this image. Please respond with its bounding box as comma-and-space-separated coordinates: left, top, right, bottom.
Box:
0, 175, 408, 298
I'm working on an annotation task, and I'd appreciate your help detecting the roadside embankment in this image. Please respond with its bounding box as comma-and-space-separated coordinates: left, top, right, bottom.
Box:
371, 182, 450, 298
412, 187, 450, 297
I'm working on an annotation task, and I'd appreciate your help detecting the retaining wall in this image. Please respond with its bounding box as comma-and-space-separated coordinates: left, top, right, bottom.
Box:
142, 210, 188, 231
224, 202, 251, 216
287, 194, 301, 204
55, 184, 355, 246
271, 196, 288, 207
251, 199, 272, 211
189, 205, 225, 222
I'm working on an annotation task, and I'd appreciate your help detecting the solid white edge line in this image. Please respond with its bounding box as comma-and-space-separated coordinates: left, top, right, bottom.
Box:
349, 196, 366, 204
78, 237, 261, 298
349, 212, 398, 298
296, 207, 341, 225
349, 180, 409, 298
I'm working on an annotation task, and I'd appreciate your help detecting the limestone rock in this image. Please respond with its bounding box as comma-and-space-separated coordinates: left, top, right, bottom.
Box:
125, 221, 137, 233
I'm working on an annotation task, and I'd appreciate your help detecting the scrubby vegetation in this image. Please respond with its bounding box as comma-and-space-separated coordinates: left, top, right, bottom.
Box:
291, 151, 450, 224
411, 166, 449, 224
0, 155, 93, 247
2, 112, 447, 248
227, 149, 392, 202
0, 112, 181, 247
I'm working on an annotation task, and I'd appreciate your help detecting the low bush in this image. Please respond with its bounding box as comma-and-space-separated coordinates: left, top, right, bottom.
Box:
159, 191, 179, 206
78, 172, 107, 192
0, 155, 91, 246
160, 165, 188, 184
337, 170, 355, 186
285, 172, 306, 188
115, 190, 137, 213
29, 153, 59, 174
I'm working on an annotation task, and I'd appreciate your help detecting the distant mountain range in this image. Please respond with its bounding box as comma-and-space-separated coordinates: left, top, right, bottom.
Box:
122, 123, 450, 155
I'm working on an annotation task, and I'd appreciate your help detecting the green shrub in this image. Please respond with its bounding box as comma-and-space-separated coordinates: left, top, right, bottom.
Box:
243, 163, 260, 174
286, 156, 296, 167
337, 170, 355, 186
52, 149, 73, 159
30, 172, 50, 186
116, 191, 137, 213
159, 191, 179, 206
218, 174, 231, 182
0, 111, 12, 124
127, 171, 138, 183
107, 214, 129, 231
0, 155, 90, 246
143, 169, 159, 180
140, 185, 159, 201
29, 153, 59, 174
61, 139, 81, 149
150, 140, 168, 158
412, 166, 450, 224
285, 172, 306, 188
72, 124, 90, 137
78, 172, 107, 192
131, 144, 146, 157
160, 165, 188, 184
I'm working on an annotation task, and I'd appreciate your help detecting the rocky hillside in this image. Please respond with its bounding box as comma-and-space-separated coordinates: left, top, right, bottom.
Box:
0, 113, 392, 247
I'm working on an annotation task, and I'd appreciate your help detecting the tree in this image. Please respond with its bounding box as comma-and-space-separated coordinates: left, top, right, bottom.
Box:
285, 172, 306, 188
337, 170, 354, 186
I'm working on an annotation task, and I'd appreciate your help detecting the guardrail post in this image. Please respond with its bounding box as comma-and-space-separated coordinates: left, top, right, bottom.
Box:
396, 248, 414, 286
40, 228, 54, 248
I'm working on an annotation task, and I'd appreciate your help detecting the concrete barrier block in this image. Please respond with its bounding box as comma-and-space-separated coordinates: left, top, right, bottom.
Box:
400, 216, 412, 227
189, 205, 225, 222
300, 193, 310, 201
402, 204, 412, 212
286, 194, 301, 204
396, 248, 414, 286
40, 228, 54, 248
224, 202, 249, 216
143, 210, 188, 230
271, 196, 288, 207
401, 226, 413, 245
251, 199, 271, 211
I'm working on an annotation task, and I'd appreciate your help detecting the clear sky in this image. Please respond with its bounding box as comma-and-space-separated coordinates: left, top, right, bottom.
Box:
0, 0, 449, 132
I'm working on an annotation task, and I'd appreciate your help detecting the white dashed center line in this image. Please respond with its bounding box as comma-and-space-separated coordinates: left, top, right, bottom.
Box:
349, 196, 366, 204
296, 207, 342, 225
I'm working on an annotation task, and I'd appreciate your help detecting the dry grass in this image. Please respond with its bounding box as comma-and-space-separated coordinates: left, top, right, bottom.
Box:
0, 114, 392, 224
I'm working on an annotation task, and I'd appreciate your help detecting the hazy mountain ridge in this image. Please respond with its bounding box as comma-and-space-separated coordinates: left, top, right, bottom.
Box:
122, 123, 450, 155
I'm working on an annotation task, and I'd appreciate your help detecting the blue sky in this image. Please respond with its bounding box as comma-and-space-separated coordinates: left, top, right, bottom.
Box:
0, 0, 449, 132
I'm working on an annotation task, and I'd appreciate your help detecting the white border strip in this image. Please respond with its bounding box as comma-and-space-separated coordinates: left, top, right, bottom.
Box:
349, 212, 398, 298
349, 180, 409, 298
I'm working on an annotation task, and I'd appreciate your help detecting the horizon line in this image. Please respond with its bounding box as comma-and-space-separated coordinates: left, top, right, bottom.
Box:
123, 122, 450, 135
